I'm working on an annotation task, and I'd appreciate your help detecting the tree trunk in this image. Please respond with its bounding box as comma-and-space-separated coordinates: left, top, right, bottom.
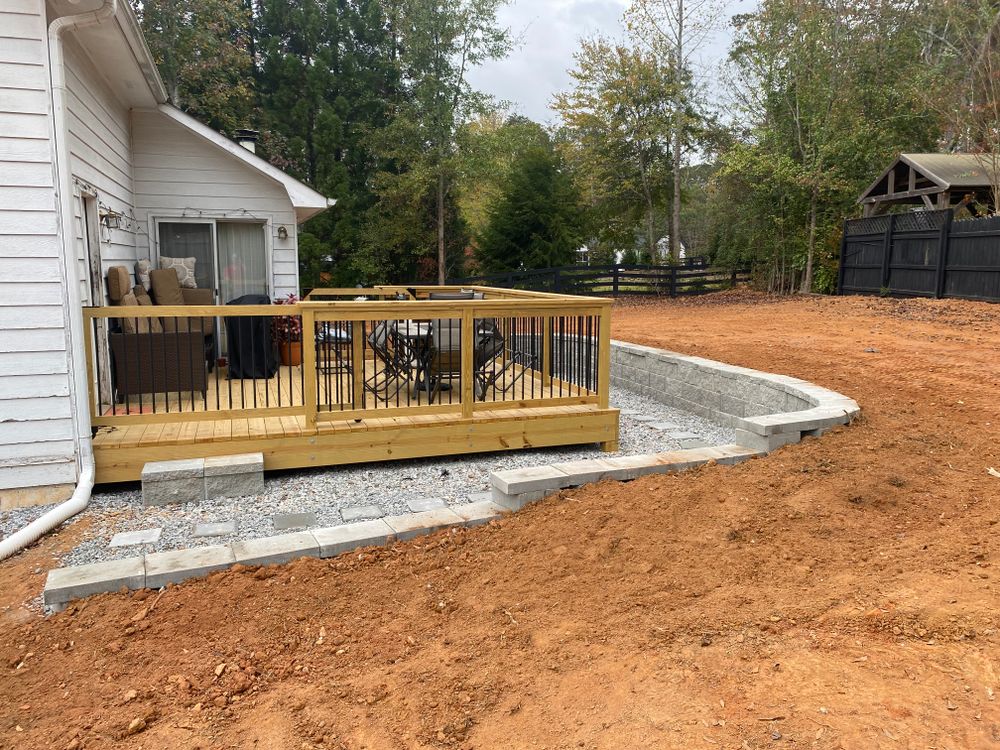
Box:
801, 186, 817, 293
437, 171, 446, 285
670, 0, 683, 265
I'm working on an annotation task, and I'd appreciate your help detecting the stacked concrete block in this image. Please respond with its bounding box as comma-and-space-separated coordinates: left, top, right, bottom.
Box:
608, 339, 859, 454
313, 520, 395, 557
44, 557, 145, 610
145, 545, 235, 588
141, 458, 204, 507
204, 453, 264, 500
232, 532, 320, 566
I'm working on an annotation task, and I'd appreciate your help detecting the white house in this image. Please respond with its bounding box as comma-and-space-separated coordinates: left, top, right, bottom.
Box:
0, 0, 333, 508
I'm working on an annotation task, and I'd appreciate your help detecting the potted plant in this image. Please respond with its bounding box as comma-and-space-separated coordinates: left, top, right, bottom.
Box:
272, 293, 303, 366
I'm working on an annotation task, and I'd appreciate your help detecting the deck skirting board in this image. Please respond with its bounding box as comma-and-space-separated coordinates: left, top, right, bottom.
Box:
93, 407, 619, 483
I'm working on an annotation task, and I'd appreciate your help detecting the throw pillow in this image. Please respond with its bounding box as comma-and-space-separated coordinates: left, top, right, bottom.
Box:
134, 259, 153, 291
159, 256, 197, 288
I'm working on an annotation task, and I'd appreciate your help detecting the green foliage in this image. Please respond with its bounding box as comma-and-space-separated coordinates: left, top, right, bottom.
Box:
254, 0, 400, 281
476, 145, 586, 272
133, 0, 253, 133
554, 38, 679, 261
709, 0, 941, 292
457, 114, 551, 241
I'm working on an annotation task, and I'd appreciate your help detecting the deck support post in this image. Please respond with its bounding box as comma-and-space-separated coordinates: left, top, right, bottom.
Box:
598, 301, 617, 452
302, 307, 317, 427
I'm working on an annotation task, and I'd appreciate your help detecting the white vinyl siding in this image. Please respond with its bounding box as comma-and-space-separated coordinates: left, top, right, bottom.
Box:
0, 0, 77, 490
63, 37, 137, 295
132, 109, 300, 297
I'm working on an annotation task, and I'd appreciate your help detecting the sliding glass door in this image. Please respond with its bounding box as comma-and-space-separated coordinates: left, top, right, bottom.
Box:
157, 220, 269, 303
158, 221, 217, 294
217, 222, 268, 302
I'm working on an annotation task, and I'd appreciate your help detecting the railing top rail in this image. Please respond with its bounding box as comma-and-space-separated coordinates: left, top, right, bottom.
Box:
84, 296, 610, 320
305, 284, 607, 303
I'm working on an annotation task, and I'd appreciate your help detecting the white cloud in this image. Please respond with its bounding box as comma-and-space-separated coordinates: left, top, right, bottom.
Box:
466, 0, 754, 124
466, 0, 630, 125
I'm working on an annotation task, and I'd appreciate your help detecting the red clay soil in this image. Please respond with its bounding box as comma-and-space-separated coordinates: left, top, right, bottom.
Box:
1, 291, 999, 750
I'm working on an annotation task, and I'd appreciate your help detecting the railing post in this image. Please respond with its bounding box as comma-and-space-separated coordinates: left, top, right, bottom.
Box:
880, 214, 896, 291
612, 265, 619, 297
934, 209, 953, 299
301, 306, 317, 427
461, 307, 474, 418
554, 268, 562, 293
351, 318, 364, 409
82, 309, 98, 423
670, 265, 678, 297
598, 301, 616, 451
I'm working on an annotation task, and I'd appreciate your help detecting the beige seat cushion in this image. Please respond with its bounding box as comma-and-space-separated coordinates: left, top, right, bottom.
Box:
134, 292, 163, 333
159, 256, 197, 288
107, 266, 130, 304
119, 291, 162, 334
150, 268, 186, 305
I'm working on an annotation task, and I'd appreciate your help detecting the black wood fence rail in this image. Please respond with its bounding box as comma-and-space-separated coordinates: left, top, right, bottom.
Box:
839, 209, 1000, 302
450, 264, 751, 297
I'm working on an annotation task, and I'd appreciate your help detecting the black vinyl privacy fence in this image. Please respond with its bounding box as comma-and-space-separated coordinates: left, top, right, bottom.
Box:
839, 209, 1000, 302
450, 263, 750, 297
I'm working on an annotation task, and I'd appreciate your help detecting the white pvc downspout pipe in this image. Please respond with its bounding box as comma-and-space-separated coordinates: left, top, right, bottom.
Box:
0, 0, 116, 561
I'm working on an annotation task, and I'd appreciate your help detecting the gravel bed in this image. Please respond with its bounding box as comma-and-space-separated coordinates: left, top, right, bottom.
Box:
2, 386, 734, 568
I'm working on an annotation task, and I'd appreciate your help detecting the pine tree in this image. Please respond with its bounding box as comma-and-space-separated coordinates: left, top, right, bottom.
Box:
476, 146, 585, 272
255, 0, 401, 287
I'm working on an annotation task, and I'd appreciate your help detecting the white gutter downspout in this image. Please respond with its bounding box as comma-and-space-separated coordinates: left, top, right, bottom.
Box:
0, 0, 117, 561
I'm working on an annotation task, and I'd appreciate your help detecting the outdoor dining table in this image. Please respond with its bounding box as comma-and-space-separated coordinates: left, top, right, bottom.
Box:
395, 320, 438, 397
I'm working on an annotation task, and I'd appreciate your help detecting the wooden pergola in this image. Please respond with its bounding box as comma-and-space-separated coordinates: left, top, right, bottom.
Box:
858, 153, 999, 217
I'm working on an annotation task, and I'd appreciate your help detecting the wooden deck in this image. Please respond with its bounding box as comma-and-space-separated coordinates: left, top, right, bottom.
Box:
92, 404, 619, 483
85, 285, 618, 483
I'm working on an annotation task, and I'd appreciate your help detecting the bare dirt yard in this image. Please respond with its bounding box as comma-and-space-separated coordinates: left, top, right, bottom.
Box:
1, 291, 999, 750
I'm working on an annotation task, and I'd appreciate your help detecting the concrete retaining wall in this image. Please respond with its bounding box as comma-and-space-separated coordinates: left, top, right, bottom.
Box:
610, 340, 860, 452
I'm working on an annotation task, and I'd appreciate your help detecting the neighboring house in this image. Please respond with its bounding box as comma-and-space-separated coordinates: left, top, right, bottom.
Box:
0, 0, 333, 506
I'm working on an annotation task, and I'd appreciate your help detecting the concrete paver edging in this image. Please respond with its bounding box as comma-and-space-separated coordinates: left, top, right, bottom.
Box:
490, 342, 859, 509
42, 346, 858, 611
43, 500, 509, 611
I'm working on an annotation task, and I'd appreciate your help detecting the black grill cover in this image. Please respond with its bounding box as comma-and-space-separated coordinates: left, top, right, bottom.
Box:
225, 294, 278, 379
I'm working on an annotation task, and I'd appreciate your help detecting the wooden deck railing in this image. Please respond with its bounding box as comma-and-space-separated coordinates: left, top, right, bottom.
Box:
82, 286, 612, 429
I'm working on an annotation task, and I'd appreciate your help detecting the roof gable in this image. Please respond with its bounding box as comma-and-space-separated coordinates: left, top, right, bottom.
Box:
860, 153, 999, 205
156, 105, 334, 222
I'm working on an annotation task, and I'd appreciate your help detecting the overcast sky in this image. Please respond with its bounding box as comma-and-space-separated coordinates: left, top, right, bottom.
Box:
466, 0, 753, 125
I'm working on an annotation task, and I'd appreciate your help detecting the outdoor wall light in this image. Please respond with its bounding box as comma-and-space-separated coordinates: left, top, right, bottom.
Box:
99, 210, 121, 230
277, 225, 289, 240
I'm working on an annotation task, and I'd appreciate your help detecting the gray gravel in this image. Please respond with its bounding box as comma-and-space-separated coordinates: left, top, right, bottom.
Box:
3, 386, 734, 568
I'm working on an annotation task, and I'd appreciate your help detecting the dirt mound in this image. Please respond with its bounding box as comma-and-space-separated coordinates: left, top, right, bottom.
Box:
1, 292, 998, 749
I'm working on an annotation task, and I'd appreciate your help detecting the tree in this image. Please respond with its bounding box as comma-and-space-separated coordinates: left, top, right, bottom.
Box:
554, 38, 677, 263
381, 0, 512, 283
626, 0, 720, 264
919, 0, 1000, 213
456, 113, 551, 241
255, 0, 400, 283
476, 145, 585, 272
133, 0, 254, 133
712, 0, 940, 292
